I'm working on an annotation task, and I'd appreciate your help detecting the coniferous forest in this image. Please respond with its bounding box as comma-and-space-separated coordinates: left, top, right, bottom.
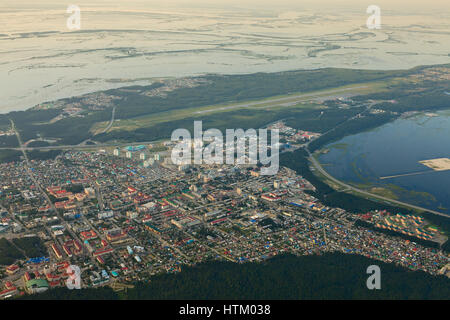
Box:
22, 253, 450, 300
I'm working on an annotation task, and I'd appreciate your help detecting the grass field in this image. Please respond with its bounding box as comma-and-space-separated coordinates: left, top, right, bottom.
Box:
90, 80, 388, 135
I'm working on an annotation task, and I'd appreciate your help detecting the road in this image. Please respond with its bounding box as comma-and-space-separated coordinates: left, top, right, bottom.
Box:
101, 106, 116, 134
0, 139, 161, 151
299, 101, 449, 218
0, 89, 370, 152
8, 97, 447, 220
10, 120, 98, 266
306, 148, 448, 217
195, 85, 368, 114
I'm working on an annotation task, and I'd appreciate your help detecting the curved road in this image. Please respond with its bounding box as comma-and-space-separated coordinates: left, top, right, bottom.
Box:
306, 147, 448, 218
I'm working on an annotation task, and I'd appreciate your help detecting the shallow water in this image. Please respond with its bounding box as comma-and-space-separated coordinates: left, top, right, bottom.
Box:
1, 2, 449, 113
318, 111, 450, 215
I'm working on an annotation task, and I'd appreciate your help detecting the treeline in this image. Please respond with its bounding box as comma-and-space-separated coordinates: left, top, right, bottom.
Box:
0, 237, 48, 265
0, 238, 23, 265
12, 109, 111, 146
112, 68, 403, 120
12, 237, 48, 258
25, 253, 450, 300
2, 67, 406, 147
20, 286, 118, 300
27, 150, 62, 161
280, 148, 406, 213
308, 112, 396, 152
0, 149, 22, 163
284, 107, 365, 134
355, 88, 450, 114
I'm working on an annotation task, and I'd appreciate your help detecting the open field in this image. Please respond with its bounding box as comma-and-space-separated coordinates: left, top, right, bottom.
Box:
90, 81, 387, 135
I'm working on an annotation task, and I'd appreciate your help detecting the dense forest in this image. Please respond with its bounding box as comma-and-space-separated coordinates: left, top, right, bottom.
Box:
12, 237, 48, 257
23, 253, 450, 300
0, 237, 48, 265
0, 65, 447, 149
0, 238, 24, 265
0, 67, 410, 146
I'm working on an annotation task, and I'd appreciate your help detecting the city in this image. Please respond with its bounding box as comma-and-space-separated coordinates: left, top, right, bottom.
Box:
0, 130, 448, 298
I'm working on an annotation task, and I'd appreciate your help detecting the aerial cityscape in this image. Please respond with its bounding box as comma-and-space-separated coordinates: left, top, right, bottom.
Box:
0, 0, 449, 306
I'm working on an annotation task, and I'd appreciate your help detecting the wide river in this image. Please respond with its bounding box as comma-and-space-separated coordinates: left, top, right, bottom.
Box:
1, 2, 449, 113
318, 110, 450, 216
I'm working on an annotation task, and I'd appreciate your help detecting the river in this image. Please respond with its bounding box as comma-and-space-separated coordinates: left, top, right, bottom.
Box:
318, 110, 450, 216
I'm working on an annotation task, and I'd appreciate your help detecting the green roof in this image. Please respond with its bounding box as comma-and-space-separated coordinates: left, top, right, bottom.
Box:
26, 279, 49, 289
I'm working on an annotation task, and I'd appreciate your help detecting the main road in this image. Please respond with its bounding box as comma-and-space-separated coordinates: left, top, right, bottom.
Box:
306, 147, 448, 217
10, 119, 99, 266
299, 100, 448, 218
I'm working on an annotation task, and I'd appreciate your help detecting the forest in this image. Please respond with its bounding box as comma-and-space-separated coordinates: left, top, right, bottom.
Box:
0, 236, 48, 265
22, 252, 450, 300
0, 67, 410, 147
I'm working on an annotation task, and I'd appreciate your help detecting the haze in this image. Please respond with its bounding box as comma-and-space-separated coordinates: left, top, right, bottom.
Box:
0, 0, 449, 112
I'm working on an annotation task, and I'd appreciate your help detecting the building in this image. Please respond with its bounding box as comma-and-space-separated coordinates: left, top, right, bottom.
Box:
106, 229, 127, 241
171, 217, 201, 229
126, 211, 138, 219
26, 279, 49, 294
98, 210, 114, 220
5, 264, 19, 275
84, 187, 96, 198
0, 285, 18, 299
51, 243, 63, 259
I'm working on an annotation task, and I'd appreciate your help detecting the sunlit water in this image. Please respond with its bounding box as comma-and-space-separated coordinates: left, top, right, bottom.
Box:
0, 1, 449, 112
318, 110, 450, 215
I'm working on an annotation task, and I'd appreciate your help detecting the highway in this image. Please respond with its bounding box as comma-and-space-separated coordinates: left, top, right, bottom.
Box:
10, 120, 99, 267
185, 94, 447, 219
298, 100, 449, 218
101, 106, 116, 134
306, 147, 448, 218
0, 139, 160, 151
7, 97, 448, 220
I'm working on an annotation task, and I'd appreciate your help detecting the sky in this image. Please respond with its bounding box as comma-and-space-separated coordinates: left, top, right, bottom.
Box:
1, 0, 449, 12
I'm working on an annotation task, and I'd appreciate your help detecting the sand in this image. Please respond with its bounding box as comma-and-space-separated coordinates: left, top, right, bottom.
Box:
419, 158, 450, 171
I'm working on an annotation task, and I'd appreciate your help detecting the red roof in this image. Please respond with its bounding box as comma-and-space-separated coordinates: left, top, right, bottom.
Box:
0, 288, 17, 295
49, 280, 61, 287
6, 264, 19, 272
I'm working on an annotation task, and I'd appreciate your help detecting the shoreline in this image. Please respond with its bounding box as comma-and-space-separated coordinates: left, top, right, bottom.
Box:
1, 62, 449, 115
